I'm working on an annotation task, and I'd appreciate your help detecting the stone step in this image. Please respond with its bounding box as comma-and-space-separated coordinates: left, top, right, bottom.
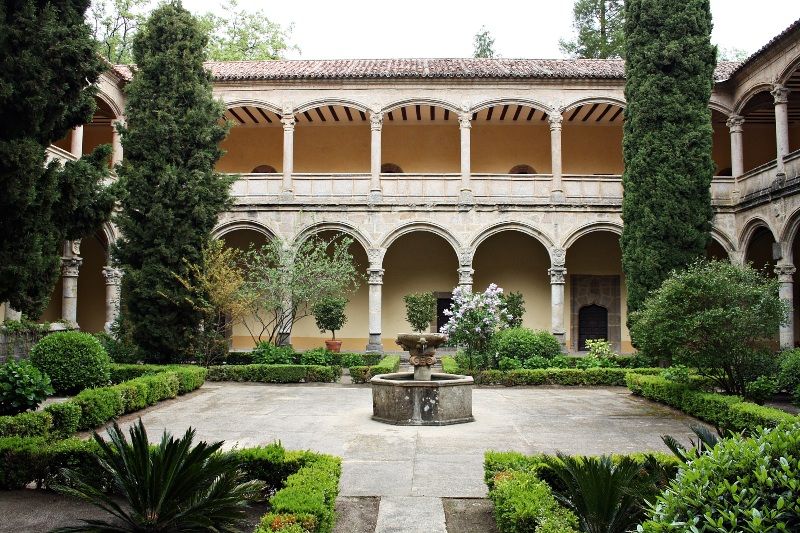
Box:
374, 496, 446, 533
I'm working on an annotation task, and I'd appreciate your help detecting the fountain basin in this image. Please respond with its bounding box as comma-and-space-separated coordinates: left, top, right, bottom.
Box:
370, 372, 475, 426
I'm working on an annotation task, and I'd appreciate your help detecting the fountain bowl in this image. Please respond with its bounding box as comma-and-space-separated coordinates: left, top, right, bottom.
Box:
370, 371, 475, 426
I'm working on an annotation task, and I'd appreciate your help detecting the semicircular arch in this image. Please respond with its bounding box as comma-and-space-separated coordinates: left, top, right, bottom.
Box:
212, 220, 276, 240
734, 82, 775, 114
562, 96, 627, 113
380, 222, 462, 258
382, 98, 461, 115
294, 98, 370, 114
469, 221, 554, 262
293, 221, 372, 253
739, 216, 776, 250
223, 99, 282, 116
561, 221, 623, 251
470, 97, 551, 115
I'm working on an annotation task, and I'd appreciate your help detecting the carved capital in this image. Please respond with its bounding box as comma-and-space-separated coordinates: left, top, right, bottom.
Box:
550, 247, 566, 268
772, 84, 790, 105
548, 266, 566, 285
369, 112, 383, 131
280, 114, 295, 131
367, 267, 384, 285
548, 112, 563, 131
102, 266, 123, 285
775, 263, 796, 282
61, 256, 83, 278
367, 248, 384, 267
458, 266, 474, 286
458, 112, 472, 129
726, 114, 745, 133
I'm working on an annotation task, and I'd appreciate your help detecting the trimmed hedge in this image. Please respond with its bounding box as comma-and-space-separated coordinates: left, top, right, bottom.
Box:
349, 355, 401, 384
438, 366, 662, 387
441, 355, 459, 374
0, 411, 52, 438
206, 364, 338, 383
0, 436, 105, 490
109, 364, 207, 394
626, 374, 797, 432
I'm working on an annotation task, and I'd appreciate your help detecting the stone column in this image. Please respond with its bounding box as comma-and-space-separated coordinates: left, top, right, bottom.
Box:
548, 248, 567, 347
369, 111, 383, 202
3, 304, 21, 322
727, 114, 744, 201
458, 112, 473, 204
458, 252, 474, 292
366, 266, 384, 352
111, 119, 123, 166
776, 263, 796, 349
61, 241, 83, 327
773, 84, 790, 175
70, 125, 84, 158
102, 267, 123, 333
281, 113, 295, 199
548, 112, 565, 202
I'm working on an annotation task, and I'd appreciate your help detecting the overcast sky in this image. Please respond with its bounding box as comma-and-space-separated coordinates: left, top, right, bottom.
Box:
180, 0, 800, 60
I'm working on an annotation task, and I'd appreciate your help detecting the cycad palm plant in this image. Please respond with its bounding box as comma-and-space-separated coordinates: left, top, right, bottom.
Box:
51, 419, 265, 532
543, 453, 660, 533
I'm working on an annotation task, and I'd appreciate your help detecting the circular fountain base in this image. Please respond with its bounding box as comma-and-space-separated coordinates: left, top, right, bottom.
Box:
370, 372, 475, 426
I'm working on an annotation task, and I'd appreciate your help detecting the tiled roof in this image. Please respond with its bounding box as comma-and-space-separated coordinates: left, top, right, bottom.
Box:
112, 58, 742, 83
727, 18, 800, 79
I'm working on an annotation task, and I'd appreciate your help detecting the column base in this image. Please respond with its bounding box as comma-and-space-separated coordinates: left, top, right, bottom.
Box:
368, 190, 383, 204
553, 331, 566, 351
550, 190, 565, 203
458, 189, 474, 206
366, 334, 383, 353
279, 190, 294, 201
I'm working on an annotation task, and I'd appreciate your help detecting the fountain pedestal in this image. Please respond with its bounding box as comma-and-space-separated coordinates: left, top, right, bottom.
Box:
370, 333, 474, 426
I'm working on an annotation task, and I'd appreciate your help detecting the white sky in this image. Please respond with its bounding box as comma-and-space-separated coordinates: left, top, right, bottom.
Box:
180, 0, 800, 60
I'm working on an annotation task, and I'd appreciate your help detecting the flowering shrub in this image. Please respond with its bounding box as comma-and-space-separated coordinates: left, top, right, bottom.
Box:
440, 284, 511, 368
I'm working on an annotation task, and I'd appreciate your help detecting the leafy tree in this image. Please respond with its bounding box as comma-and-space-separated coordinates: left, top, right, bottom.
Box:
242, 236, 361, 346
113, 1, 233, 362
0, 0, 114, 317
621, 0, 717, 314
87, 0, 148, 64
403, 292, 437, 333
313, 296, 348, 340
501, 291, 525, 327
630, 261, 785, 397
718, 46, 749, 61
559, 0, 625, 59
473, 26, 496, 58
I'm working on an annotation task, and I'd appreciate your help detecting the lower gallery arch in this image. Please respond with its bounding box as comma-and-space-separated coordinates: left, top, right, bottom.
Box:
382, 231, 459, 342
745, 226, 777, 274
706, 238, 730, 260
565, 231, 629, 353
471, 231, 551, 331
291, 231, 369, 351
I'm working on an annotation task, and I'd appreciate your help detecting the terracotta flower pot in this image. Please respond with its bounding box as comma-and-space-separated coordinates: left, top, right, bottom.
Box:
325, 339, 342, 353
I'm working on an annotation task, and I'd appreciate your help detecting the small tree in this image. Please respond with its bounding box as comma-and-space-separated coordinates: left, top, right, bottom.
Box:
313, 296, 348, 340
559, 0, 625, 59
473, 26, 497, 58
403, 292, 437, 333
242, 235, 361, 345
501, 291, 525, 328
630, 261, 785, 396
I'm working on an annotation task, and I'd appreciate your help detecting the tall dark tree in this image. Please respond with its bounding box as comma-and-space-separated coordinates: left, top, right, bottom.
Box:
621, 0, 717, 315
0, 0, 114, 317
559, 0, 625, 59
113, 1, 232, 362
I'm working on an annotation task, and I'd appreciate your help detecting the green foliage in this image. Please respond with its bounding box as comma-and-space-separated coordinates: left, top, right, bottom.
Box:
0, 0, 113, 316
626, 374, 796, 433
339, 353, 366, 368
313, 296, 348, 339
778, 349, 800, 394
88, 0, 148, 63
72, 387, 125, 430
621, 0, 717, 314
499, 357, 523, 371
0, 360, 53, 415
473, 26, 497, 58
641, 423, 800, 532
457, 367, 662, 387
630, 261, 784, 396
501, 291, 525, 328
242, 235, 361, 345
489, 470, 580, 533
30, 331, 111, 394
660, 365, 691, 384
0, 436, 105, 490
559, 0, 625, 58
403, 292, 437, 333
745, 375, 778, 405
206, 364, 338, 384
44, 401, 82, 439
585, 339, 617, 359
661, 425, 720, 464
441, 355, 459, 374
253, 342, 296, 365
0, 410, 52, 438
491, 328, 561, 365
113, 1, 233, 363
299, 348, 334, 366
574, 353, 620, 370
349, 356, 401, 384
108, 364, 207, 394
52, 420, 265, 532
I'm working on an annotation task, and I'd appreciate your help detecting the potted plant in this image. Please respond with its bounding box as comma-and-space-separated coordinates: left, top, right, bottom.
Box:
403, 292, 437, 333
313, 296, 348, 352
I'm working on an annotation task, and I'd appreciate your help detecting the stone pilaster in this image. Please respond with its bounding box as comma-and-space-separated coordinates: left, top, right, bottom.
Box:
280, 113, 295, 200
548, 112, 565, 203
727, 114, 745, 202
776, 262, 796, 349
366, 265, 384, 352
70, 125, 84, 158
458, 112, 473, 204
101, 267, 123, 333
458, 251, 474, 291
772, 84, 790, 176
548, 247, 567, 346
369, 111, 383, 203
111, 119, 124, 166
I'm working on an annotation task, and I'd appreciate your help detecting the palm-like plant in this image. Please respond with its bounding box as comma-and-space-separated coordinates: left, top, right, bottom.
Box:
51, 419, 265, 532
661, 424, 721, 463
543, 453, 660, 533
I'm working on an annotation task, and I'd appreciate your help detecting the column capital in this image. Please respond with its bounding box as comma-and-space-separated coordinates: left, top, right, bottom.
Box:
550, 247, 566, 268
726, 114, 745, 133
61, 256, 83, 278
775, 263, 796, 282
772, 84, 790, 105
281, 114, 296, 131
548, 112, 563, 131
458, 112, 472, 129
548, 266, 566, 285
102, 266, 123, 285
458, 266, 474, 286
369, 112, 383, 131
367, 267, 384, 285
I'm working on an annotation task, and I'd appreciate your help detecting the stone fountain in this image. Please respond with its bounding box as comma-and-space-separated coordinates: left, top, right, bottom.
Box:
370, 333, 474, 425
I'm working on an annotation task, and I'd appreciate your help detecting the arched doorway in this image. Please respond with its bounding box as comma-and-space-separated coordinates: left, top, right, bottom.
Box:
578, 304, 608, 351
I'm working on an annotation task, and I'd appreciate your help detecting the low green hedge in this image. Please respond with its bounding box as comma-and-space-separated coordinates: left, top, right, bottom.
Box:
626, 374, 797, 432
0, 436, 105, 490
436, 364, 662, 386
109, 364, 207, 394
206, 364, 338, 383
349, 355, 401, 384
441, 355, 459, 374
0, 411, 52, 438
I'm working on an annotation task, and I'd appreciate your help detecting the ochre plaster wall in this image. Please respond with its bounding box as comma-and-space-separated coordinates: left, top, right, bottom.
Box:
294, 124, 369, 173
712, 123, 732, 174
218, 126, 283, 173
743, 124, 778, 172
76, 235, 107, 332
381, 124, 459, 173
471, 123, 551, 174
562, 124, 624, 175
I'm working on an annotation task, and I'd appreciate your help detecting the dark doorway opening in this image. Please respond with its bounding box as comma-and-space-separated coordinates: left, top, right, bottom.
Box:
578, 304, 608, 351
436, 295, 453, 334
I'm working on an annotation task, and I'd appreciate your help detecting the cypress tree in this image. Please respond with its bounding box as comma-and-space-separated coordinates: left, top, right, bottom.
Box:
621, 0, 717, 315
0, 0, 113, 317
113, 1, 232, 362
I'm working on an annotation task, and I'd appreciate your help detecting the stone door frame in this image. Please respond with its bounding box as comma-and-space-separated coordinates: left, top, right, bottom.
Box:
569, 275, 621, 352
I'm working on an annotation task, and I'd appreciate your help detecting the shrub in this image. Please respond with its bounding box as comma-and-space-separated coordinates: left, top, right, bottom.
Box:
630, 260, 785, 396
744, 375, 778, 405
501, 291, 525, 328
403, 292, 436, 333
499, 357, 523, 371
0, 436, 105, 490
93, 317, 139, 364
206, 364, 338, 384
641, 422, 800, 532
252, 342, 295, 365
489, 470, 580, 533
312, 296, 348, 340
349, 356, 401, 384
660, 364, 690, 384
44, 401, 82, 438
72, 387, 124, 430
0, 410, 52, 438
29, 331, 111, 394
575, 354, 619, 369
492, 328, 561, 364
778, 349, 800, 394
522, 356, 552, 370
584, 338, 617, 359
300, 348, 334, 366
440, 284, 511, 363
339, 353, 365, 368
0, 360, 54, 415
